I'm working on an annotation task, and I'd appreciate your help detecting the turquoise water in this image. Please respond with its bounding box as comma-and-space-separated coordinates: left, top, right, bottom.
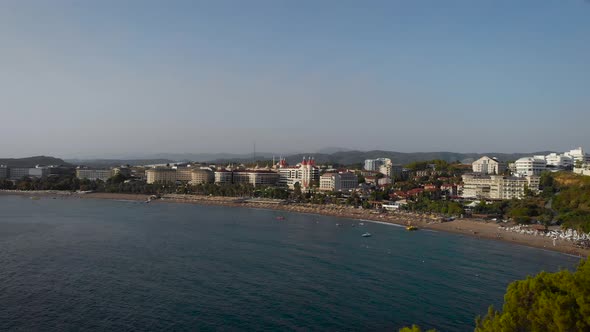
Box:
0, 195, 578, 331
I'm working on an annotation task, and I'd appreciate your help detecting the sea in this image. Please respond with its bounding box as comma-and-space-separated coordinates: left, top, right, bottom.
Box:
0, 195, 579, 331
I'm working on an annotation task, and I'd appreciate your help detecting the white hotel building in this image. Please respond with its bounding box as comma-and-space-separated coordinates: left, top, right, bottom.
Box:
213, 170, 279, 187
472, 156, 505, 175
319, 171, 358, 192
514, 156, 547, 177
275, 157, 319, 190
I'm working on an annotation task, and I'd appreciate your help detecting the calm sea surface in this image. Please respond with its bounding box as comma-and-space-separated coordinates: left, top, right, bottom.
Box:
0, 195, 578, 331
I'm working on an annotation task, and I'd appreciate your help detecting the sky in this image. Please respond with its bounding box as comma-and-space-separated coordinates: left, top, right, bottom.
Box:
1, 0, 589, 158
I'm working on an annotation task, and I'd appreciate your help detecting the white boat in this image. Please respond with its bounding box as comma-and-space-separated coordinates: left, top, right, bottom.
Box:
362, 232, 372, 237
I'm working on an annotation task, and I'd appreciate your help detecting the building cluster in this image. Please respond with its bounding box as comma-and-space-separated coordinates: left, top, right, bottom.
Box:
4, 146, 588, 203
135, 156, 366, 193
462, 147, 590, 200
363, 158, 403, 179
0, 165, 73, 181
510, 147, 590, 176
76, 166, 131, 182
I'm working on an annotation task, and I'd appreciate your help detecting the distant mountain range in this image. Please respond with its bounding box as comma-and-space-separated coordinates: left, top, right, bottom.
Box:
231, 150, 554, 166
3, 150, 555, 169
65, 158, 179, 168
0, 156, 70, 168
167, 150, 553, 166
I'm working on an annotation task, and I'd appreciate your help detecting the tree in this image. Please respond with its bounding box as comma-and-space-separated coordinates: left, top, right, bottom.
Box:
398, 324, 436, 332
292, 182, 302, 201
475, 259, 590, 332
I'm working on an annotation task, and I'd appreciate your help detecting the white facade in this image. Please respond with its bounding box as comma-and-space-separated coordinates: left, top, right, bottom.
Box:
213, 170, 279, 187
145, 168, 176, 184
76, 169, 114, 182
574, 163, 590, 176
462, 174, 540, 200
319, 172, 358, 192
174, 167, 194, 182
190, 169, 214, 184
564, 147, 590, 164
545, 153, 574, 169
275, 157, 319, 190
514, 157, 547, 177
472, 156, 505, 175
364, 158, 392, 174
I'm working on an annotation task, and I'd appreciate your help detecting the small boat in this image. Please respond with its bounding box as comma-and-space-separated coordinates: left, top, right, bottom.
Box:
275, 216, 285, 220
30, 196, 40, 200
362, 232, 372, 237
406, 226, 418, 231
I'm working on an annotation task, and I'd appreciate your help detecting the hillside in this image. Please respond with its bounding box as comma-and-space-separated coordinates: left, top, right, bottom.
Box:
65, 159, 176, 168
0, 156, 70, 167
207, 150, 553, 166
281, 150, 553, 166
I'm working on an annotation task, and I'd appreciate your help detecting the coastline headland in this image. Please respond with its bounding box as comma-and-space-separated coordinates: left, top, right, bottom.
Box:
2, 190, 588, 257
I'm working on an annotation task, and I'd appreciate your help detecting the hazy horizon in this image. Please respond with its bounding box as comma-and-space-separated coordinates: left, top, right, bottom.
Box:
1, 1, 589, 158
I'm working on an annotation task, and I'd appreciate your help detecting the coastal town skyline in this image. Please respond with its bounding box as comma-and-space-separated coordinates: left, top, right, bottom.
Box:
2, 1, 590, 330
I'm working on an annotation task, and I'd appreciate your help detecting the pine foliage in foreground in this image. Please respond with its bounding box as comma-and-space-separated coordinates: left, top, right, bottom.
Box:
475, 259, 590, 332
400, 259, 589, 332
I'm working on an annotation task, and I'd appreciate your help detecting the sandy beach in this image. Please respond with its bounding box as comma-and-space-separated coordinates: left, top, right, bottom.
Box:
2, 190, 588, 257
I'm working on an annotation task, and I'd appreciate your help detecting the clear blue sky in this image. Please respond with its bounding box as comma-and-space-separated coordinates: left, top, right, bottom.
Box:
1, 0, 589, 158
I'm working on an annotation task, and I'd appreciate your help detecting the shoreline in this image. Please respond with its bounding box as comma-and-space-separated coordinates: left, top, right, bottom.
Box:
2, 190, 588, 257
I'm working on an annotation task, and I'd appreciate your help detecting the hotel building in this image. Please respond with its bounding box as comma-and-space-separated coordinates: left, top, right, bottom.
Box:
191, 169, 214, 184
213, 170, 279, 187
145, 168, 177, 184
514, 157, 547, 177
462, 173, 540, 200
76, 168, 114, 182
472, 156, 505, 175
319, 171, 358, 192
275, 157, 320, 190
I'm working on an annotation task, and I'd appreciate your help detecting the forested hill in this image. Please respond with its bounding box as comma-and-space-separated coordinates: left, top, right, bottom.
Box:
0, 156, 70, 167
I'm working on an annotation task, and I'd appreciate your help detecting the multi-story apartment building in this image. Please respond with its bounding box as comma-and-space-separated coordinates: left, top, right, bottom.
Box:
213, 170, 279, 187
245, 171, 279, 187
214, 170, 233, 184
472, 156, 505, 175
545, 153, 574, 169
145, 168, 176, 184
112, 166, 132, 177
364, 158, 393, 176
462, 174, 540, 200
29, 166, 50, 178
174, 166, 194, 182
0, 165, 7, 179
319, 171, 358, 192
275, 157, 319, 190
8, 167, 32, 180
191, 169, 214, 184
76, 168, 114, 182
391, 164, 404, 180
514, 157, 547, 177
564, 147, 590, 164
